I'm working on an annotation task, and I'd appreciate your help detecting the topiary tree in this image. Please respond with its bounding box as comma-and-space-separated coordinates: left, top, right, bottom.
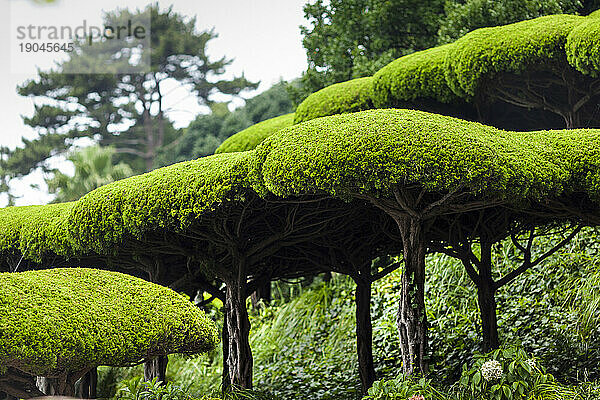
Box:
250, 108, 600, 375
0, 268, 219, 398
442, 14, 600, 130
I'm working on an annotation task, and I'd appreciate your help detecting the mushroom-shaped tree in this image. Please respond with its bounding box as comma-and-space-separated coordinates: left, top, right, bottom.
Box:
0, 268, 219, 398
251, 108, 600, 374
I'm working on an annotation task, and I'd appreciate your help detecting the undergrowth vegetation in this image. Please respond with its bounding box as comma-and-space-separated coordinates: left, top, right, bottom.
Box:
99, 229, 600, 399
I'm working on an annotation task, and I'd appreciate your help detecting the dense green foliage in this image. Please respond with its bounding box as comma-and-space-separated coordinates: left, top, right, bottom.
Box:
294, 0, 593, 101
68, 151, 253, 254
0, 268, 218, 376
438, 0, 583, 43
372, 44, 458, 107
252, 109, 600, 202
294, 0, 446, 101
566, 14, 600, 76
0, 202, 76, 263
3, 109, 600, 264
215, 114, 295, 154
294, 77, 374, 123
443, 14, 584, 97
296, 13, 600, 126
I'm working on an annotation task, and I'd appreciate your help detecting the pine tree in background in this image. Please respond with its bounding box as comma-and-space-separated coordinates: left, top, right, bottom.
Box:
3, 4, 258, 201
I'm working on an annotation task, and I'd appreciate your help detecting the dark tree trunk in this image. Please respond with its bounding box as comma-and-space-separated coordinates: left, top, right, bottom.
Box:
477, 283, 499, 352
395, 216, 428, 376
78, 368, 97, 399
221, 303, 231, 393
144, 356, 168, 383
250, 280, 271, 308
225, 260, 253, 389
477, 241, 499, 352
354, 276, 376, 393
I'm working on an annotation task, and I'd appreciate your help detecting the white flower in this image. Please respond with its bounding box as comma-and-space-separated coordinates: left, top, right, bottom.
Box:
481, 360, 503, 381
525, 358, 536, 369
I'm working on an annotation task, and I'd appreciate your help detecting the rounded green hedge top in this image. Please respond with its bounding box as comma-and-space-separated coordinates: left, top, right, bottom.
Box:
252, 109, 600, 203
444, 14, 584, 97
294, 77, 374, 124
372, 44, 459, 107
215, 113, 294, 154
0, 202, 76, 263
566, 16, 600, 77
0, 268, 219, 377
69, 151, 254, 253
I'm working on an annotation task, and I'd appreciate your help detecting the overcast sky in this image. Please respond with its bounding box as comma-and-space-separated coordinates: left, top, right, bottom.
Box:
0, 0, 308, 205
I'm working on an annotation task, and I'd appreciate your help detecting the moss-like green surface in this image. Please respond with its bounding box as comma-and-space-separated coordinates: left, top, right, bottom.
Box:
294, 77, 374, 123
567, 16, 600, 77
252, 109, 600, 203
444, 14, 584, 97
215, 113, 294, 154
2, 110, 600, 265
0, 268, 219, 376
372, 44, 458, 107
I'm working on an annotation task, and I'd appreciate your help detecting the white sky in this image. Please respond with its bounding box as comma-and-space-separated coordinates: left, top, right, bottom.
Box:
0, 0, 308, 206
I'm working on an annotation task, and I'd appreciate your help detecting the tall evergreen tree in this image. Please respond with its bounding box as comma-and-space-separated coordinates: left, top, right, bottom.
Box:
6, 5, 257, 189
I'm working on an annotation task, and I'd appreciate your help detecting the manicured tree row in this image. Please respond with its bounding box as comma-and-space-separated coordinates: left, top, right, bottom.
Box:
4, 108, 600, 389
0, 152, 382, 389
0, 268, 218, 398
214, 105, 600, 376
293, 13, 600, 130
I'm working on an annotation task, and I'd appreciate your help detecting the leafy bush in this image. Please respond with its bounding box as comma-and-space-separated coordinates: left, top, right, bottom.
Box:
364, 376, 446, 400
372, 44, 458, 107
459, 347, 576, 400
0, 268, 219, 378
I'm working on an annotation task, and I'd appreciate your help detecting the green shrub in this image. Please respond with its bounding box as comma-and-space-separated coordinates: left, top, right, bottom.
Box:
215, 113, 294, 154
0, 202, 77, 263
294, 77, 374, 123
252, 108, 600, 203
364, 376, 447, 400
68, 151, 254, 254
566, 16, 600, 77
443, 14, 584, 97
459, 347, 576, 400
0, 268, 219, 377
372, 44, 458, 107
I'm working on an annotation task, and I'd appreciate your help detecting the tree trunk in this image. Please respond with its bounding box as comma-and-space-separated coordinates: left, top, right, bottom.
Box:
144, 356, 168, 383
395, 216, 428, 376
221, 302, 231, 393
354, 276, 376, 393
477, 241, 499, 352
477, 283, 499, 352
225, 260, 253, 389
78, 368, 97, 399
250, 280, 271, 309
